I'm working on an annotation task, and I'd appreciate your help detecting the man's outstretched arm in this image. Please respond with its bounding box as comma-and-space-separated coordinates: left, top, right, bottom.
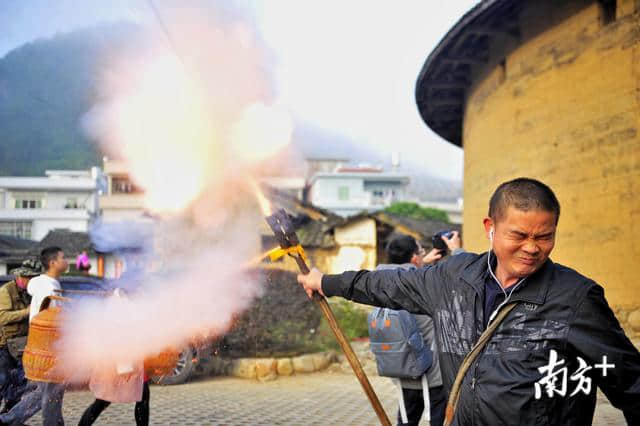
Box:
297, 265, 445, 316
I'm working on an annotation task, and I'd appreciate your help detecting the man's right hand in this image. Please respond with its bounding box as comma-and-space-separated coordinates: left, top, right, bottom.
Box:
297, 268, 325, 299
423, 248, 443, 265
19, 307, 30, 318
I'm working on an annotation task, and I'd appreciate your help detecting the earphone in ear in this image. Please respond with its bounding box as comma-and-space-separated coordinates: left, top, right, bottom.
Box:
489, 228, 494, 241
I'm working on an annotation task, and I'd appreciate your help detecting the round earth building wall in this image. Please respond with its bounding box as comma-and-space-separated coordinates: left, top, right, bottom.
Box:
461, 2, 640, 336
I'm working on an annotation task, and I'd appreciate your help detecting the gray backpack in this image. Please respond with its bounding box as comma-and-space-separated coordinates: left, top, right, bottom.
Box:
368, 307, 433, 379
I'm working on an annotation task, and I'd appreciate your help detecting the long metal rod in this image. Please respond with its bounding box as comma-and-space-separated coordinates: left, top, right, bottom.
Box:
291, 255, 391, 426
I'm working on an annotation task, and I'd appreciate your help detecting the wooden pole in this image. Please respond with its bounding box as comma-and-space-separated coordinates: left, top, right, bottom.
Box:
56, 289, 112, 297
292, 256, 391, 426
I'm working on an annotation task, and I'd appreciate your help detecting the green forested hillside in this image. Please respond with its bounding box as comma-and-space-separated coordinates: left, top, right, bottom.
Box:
0, 23, 138, 176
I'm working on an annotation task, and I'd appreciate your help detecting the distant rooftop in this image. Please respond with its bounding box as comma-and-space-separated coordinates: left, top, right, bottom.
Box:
306, 156, 350, 162
45, 170, 91, 178
30, 229, 95, 256
309, 171, 409, 184
0, 169, 96, 191
335, 166, 383, 173
415, 0, 525, 145
0, 234, 37, 259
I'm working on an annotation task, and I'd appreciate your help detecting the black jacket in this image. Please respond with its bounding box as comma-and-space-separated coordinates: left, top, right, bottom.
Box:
322, 252, 640, 425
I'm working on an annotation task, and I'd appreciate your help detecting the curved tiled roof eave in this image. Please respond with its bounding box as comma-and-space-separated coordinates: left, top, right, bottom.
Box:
415, 0, 519, 146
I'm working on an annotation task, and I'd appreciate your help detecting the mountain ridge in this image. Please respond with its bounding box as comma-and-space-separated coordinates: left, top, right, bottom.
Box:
0, 23, 461, 201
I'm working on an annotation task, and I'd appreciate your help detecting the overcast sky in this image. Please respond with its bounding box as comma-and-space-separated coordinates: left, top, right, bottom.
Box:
0, 0, 476, 181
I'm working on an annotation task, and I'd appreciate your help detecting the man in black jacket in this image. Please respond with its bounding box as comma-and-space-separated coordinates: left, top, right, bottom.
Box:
298, 177, 640, 425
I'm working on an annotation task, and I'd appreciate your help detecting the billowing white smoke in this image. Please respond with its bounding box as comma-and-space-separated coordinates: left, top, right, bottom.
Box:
57, 214, 263, 382
57, 2, 291, 383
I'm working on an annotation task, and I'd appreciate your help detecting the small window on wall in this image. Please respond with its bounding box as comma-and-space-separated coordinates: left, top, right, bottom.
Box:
0, 221, 32, 239
499, 58, 507, 83
338, 186, 349, 201
371, 190, 386, 205
14, 199, 42, 209
112, 177, 142, 194
65, 198, 79, 209
598, 0, 616, 26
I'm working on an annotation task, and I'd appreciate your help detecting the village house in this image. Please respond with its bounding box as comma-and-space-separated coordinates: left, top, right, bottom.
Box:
0, 169, 101, 241
307, 166, 410, 218
259, 184, 460, 275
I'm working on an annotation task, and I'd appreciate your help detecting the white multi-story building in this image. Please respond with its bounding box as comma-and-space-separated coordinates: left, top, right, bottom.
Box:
308, 167, 410, 217
96, 159, 154, 279
304, 157, 349, 180
0, 169, 100, 241
99, 160, 148, 222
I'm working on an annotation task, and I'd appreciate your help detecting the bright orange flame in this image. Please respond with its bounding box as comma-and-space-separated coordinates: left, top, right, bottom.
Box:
100, 54, 219, 213
248, 178, 272, 216
244, 246, 280, 268
87, 26, 293, 213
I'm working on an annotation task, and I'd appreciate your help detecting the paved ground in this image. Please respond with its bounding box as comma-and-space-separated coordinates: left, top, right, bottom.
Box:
27, 372, 625, 425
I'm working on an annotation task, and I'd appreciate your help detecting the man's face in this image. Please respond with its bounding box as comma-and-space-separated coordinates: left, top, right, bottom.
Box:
51, 251, 68, 274
15, 276, 30, 289
483, 207, 557, 281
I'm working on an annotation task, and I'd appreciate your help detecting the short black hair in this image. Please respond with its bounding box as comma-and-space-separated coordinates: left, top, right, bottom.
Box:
40, 246, 63, 271
386, 234, 419, 265
489, 178, 560, 224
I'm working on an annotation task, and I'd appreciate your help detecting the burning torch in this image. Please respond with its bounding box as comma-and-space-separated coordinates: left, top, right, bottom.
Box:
264, 208, 391, 426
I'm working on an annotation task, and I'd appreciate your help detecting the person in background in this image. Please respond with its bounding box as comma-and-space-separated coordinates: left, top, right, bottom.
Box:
78, 254, 151, 425
75, 251, 91, 274
377, 233, 461, 426
78, 288, 149, 426
0, 259, 41, 414
78, 376, 149, 426
0, 247, 68, 426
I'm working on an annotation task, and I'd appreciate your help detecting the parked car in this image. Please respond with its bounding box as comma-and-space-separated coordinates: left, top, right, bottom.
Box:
0, 274, 214, 385
0, 274, 111, 295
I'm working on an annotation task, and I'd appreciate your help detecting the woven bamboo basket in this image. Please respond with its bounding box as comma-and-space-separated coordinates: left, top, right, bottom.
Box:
23, 295, 71, 383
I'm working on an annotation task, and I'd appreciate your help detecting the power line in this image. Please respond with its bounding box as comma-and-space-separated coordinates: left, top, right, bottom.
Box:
145, 0, 187, 68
